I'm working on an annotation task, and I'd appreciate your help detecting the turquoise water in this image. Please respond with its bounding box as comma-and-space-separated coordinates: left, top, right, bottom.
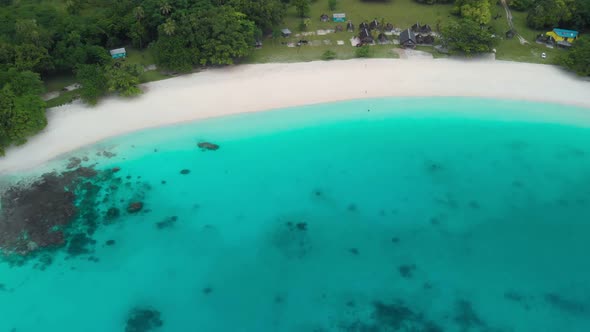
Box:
1, 98, 590, 331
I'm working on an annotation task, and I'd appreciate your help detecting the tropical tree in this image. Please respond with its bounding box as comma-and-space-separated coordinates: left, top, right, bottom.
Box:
161, 19, 176, 36
452, 0, 492, 25
65, 0, 81, 15
560, 37, 590, 76
441, 19, 495, 54
159, 1, 172, 16
76, 64, 108, 105
133, 6, 145, 22
526, 0, 571, 29
293, 0, 311, 18
329, 0, 338, 10
229, 0, 287, 31
106, 64, 143, 97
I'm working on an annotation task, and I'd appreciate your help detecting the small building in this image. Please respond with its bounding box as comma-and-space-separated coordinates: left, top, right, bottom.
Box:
281, 28, 292, 37
400, 29, 417, 48
109, 48, 126, 59
420, 24, 432, 34
546, 28, 579, 45
411, 22, 421, 33
359, 22, 369, 30
333, 13, 346, 22
416, 34, 434, 45
369, 19, 380, 30
359, 28, 374, 44
320, 14, 329, 22
347, 21, 354, 32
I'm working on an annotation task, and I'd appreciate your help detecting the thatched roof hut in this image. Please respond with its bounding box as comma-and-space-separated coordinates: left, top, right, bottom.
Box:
377, 33, 388, 43
369, 19, 380, 30
385, 23, 394, 32
359, 28, 374, 44
347, 21, 354, 32
421, 24, 432, 34
411, 22, 421, 33
400, 28, 416, 48
359, 22, 369, 30
421, 34, 435, 44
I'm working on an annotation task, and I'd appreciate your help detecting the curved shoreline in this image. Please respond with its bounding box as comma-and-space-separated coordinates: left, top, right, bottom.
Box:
1, 59, 590, 174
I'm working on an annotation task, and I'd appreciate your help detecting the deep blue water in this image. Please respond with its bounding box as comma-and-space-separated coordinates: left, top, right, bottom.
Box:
1, 98, 590, 332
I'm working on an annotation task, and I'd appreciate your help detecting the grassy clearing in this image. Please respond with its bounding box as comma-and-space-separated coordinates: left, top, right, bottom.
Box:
250, 0, 568, 64
45, 90, 79, 108
123, 48, 158, 67
246, 42, 399, 63
489, 4, 564, 64
43, 74, 78, 92
247, 0, 452, 63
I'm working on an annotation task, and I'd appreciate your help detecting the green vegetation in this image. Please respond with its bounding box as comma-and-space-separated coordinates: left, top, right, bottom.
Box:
356, 45, 371, 57
452, 0, 492, 25
0, 69, 47, 155
560, 37, 590, 76
45, 90, 78, 109
329, 0, 339, 11
322, 50, 338, 59
441, 19, 495, 54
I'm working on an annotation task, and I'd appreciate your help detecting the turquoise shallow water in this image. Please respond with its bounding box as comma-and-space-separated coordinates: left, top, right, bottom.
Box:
1, 97, 590, 331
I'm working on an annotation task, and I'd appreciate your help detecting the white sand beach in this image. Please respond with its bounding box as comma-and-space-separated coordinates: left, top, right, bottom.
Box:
1, 58, 590, 174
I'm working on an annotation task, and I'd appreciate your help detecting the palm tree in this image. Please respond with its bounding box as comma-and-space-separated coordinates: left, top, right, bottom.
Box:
65, 0, 80, 15
159, 1, 172, 16
133, 6, 145, 22
161, 19, 176, 36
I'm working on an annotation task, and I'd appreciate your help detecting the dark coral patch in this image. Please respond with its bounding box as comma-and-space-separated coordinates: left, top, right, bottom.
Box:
125, 307, 163, 332
156, 216, 178, 229
398, 264, 416, 279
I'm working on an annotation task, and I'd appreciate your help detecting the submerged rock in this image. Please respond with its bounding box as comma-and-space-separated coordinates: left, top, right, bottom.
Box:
67, 233, 96, 256
156, 216, 178, 229
454, 300, 486, 330
180, 169, 190, 175
372, 301, 442, 331
127, 202, 144, 213
67, 157, 82, 169
398, 264, 416, 279
197, 142, 219, 151
106, 207, 121, 220
544, 293, 588, 315
125, 307, 163, 332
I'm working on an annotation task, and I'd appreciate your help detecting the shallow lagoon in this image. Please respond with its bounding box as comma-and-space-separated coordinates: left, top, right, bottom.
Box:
1, 98, 590, 332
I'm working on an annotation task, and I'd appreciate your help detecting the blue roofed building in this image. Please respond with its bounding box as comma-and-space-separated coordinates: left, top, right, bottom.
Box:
546, 28, 579, 47
109, 48, 127, 59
